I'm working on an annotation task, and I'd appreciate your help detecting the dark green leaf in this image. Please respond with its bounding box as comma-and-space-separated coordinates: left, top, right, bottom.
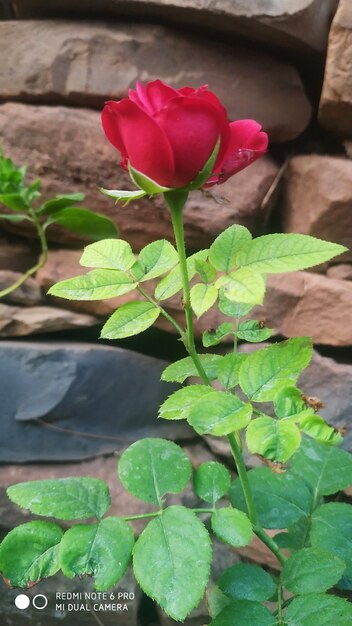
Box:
101, 301, 160, 339
218, 289, 253, 318
230, 468, 312, 529
211, 507, 253, 547
0, 521, 63, 587
0, 213, 30, 223
7, 477, 110, 520
290, 438, 352, 496
0, 192, 28, 211
161, 353, 222, 383
210, 599, 275, 626
282, 547, 345, 594
48, 207, 118, 240
285, 593, 352, 626
310, 503, 352, 580
194, 462, 231, 504
59, 517, 134, 591
218, 563, 277, 602
202, 322, 234, 347
39, 192, 85, 214
237, 320, 273, 343
133, 505, 211, 621
118, 438, 192, 505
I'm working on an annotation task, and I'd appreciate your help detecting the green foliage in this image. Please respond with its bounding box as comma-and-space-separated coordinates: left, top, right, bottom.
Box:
134, 239, 178, 281
236, 233, 347, 273
133, 505, 212, 621
154, 249, 208, 300
101, 301, 160, 339
218, 563, 277, 602
38, 192, 85, 214
310, 503, 352, 582
209, 599, 275, 626
230, 468, 312, 528
190, 282, 218, 317
99, 187, 146, 203
281, 548, 345, 594
216, 268, 265, 304
193, 462, 231, 505
47, 207, 117, 239
274, 386, 313, 421
60, 517, 134, 591
80, 239, 136, 270
218, 290, 253, 317
237, 320, 273, 343
246, 416, 301, 462
217, 353, 248, 390
48, 269, 137, 300
211, 507, 253, 547
188, 390, 252, 436
208, 224, 252, 272
290, 438, 352, 495
7, 477, 111, 520
284, 593, 352, 626
0, 521, 63, 587
239, 337, 313, 402
161, 353, 222, 383
203, 322, 234, 347
118, 438, 192, 505
159, 385, 214, 420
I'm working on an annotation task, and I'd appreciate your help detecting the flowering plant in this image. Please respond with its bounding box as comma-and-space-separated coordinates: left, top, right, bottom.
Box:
1, 81, 351, 626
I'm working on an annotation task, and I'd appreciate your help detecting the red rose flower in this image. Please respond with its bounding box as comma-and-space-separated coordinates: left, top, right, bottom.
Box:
102, 80, 268, 190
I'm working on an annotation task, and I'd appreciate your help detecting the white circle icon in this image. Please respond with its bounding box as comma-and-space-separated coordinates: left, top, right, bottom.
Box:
15, 594, 30, 610
32, 594, 48, 610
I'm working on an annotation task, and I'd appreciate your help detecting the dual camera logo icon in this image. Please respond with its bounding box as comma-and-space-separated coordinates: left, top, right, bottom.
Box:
15, 594, 48, 610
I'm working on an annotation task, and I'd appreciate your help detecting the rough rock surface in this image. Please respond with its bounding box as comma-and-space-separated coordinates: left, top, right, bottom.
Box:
0, 270, 44, 306
11, 1, 338, 54
38, 250, 352, 347
319, 0, 352, 137
0, 341, 189, 462
0, 303, 98, 336
281, 155, 352, 261
0, 102, 279, 250
0, 22, 311, 142
0, 234, 37, 272
327, 264, 352, 280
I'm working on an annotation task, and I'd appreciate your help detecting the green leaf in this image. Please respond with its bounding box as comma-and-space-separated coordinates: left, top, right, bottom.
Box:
275, 517, 310, 551
210, 599, 275, 626
133, 505, 211, 621
246, 417, 301, 463
218, 289, 253, 318
39, 192, 85, 214
209, 225, 252, 272
0, 192, 28, 211
218, 563, 277, 602
230, 467, 312, 528
161, 353, 222, 383
0, 521, 63, 587
190, 283, 218, 317
118, 438, 192, 505
7, 477, 110, 520
274, 386, 313, 421
310, 503, 352, 580
236, 233, 347, 273
99, 187, 146, 204
216, 268, 265, 305
239, 337, 313, 402
203, 322, 234, 347
212, 507, 253, 547
101, 301, 160, 339
300, 414, 342, 444
134, 239, 178, 281
48, 269, 137, 300
194, 462, 231, 504
285, 593, 352, 626
217, 353, 248, 390
59, 517, 134, 591
207, 586, 231, 618
0, 213, 29, 223
80, 239, 136, 271
129, 165, 171, 194
282, 547, 345, 594
154, 249, 208, 301
48, 207, 118, 240
290, 438, 352, 496
237, 320, 273, 343
188, 391, 252, 436
194, 259, 216, 283
159, 385, 214, 421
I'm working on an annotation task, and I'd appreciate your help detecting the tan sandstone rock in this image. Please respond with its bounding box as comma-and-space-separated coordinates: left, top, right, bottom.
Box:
0, 21, 311, 142
327, 264, 352, 280
281, 155, 352, 261
0, 102, 279, 250
319, 0, 352, 137
11, 1, 338, 54
0, 302, 98, 336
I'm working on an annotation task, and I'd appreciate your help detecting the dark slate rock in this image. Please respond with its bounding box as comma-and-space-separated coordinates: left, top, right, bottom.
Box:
0, 341, 190, 463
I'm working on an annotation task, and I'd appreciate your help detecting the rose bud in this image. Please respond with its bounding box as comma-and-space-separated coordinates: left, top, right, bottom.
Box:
102, 80, 268, 190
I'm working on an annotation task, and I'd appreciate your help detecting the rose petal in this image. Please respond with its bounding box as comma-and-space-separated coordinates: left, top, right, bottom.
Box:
102, 99, 175, 186
156, 96, 229, 187
206, 119, 268, 186
129, 80, 179, 115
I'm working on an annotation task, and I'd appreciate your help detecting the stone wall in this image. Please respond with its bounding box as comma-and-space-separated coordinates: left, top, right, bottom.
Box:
0, 2, 352, 623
